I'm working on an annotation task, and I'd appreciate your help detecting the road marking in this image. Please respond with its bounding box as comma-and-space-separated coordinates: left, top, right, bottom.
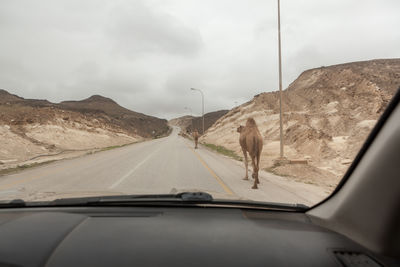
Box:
109, 145, 164, 189
0, 139, 165, 193
185, 143, 234, 196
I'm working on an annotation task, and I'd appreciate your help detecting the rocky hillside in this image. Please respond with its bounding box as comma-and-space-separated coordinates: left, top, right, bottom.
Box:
60, 95, 169, 138
201, 59, 400, 188
190, 110, 229, 134
0, 90, 170, 166
169, 115, 194, 129
169, 110, 228, 134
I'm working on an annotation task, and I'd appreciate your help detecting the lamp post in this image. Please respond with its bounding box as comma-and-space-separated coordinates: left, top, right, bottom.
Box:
190, 88, 205, 134
277, 0, 285, 159
184, 106, 193, 130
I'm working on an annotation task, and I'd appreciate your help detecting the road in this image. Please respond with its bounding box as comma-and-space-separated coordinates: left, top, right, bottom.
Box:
0, 127, 327, 205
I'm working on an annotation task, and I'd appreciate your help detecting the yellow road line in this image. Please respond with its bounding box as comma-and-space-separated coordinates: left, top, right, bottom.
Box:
185, 143, 234, 196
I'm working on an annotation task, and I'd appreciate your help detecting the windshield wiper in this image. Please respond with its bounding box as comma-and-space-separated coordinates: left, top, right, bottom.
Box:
48, 192, 214, 206
52, 193, 308, 211
0, 199, 26, 208
0, 192, 308, 211
0, 193, 212, 208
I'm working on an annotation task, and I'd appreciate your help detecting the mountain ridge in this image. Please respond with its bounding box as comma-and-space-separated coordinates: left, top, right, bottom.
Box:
0, 90, 170, 166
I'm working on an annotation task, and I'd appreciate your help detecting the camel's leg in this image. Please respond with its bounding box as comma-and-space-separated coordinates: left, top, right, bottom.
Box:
256, 150, 261, 184
242, 149, 249, 180
195, 139, 198, 149
251, 154, 258, 189
251, 154, 256, 179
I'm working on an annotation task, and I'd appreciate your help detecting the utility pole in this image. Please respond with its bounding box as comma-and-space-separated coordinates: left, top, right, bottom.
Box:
190, 88, 205, 134
277, 0, 285, 159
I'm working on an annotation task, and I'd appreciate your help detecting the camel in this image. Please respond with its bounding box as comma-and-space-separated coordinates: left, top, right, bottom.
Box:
237, 118, 263, 189
192, 129, 199, 149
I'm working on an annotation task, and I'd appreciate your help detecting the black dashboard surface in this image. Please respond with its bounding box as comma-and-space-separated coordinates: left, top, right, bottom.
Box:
0, 207, 397, 267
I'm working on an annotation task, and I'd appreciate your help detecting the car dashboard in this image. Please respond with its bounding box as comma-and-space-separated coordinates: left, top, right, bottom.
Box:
0, 206, 398, 267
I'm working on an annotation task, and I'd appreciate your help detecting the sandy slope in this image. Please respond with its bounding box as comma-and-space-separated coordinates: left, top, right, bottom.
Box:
0, 122, 140, 169
0, 91, 161, 169
201, 59, 400, 189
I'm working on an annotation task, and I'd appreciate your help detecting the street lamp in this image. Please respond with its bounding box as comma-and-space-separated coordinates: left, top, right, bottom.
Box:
277, 0, 285, 159
190, 88, 205, 134
184, 106, 193, 130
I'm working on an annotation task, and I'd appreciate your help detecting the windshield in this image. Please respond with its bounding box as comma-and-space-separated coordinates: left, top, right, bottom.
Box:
0, 0, 399, 207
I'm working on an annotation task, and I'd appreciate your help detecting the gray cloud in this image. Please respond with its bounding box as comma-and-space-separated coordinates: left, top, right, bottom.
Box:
0, 0, 399, 119
107, 1, 203, 57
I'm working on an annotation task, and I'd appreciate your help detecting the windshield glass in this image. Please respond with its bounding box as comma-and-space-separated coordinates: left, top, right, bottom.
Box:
0, 0, 399, 207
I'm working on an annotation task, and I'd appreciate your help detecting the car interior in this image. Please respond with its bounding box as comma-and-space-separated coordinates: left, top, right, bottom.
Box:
0, 88, 399, 267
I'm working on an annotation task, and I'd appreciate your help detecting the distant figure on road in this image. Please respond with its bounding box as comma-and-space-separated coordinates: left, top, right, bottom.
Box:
192, 129, 199, 149
237, 118, 263, 189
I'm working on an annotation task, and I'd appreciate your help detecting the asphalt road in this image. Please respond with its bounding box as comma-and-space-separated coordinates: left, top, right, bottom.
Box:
0, 127, 327, 205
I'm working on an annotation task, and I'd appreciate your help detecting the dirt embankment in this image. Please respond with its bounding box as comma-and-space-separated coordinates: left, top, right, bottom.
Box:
0, 90, 170, 169
201, 59, 400, 189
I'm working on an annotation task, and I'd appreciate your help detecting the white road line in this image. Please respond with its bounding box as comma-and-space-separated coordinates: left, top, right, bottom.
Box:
109, 145, 165, 189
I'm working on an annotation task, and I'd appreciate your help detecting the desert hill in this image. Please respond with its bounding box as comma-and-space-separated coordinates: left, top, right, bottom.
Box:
169, 115, 194, 129
60, 95, 169, 138
169, 110, 228, 134
201, 59, 400, 188
0, 90, 170, 167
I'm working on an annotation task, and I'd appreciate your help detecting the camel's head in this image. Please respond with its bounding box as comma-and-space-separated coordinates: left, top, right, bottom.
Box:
237, 125, 244, 133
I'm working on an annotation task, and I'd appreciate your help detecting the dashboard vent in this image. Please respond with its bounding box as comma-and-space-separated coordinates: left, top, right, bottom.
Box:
333, 251, 382, 267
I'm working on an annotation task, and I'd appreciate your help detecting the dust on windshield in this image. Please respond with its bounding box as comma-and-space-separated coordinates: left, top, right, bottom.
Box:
0, 1, 399, 206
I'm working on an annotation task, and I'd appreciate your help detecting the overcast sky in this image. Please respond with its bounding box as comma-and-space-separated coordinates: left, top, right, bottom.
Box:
1, 0, 399, 119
